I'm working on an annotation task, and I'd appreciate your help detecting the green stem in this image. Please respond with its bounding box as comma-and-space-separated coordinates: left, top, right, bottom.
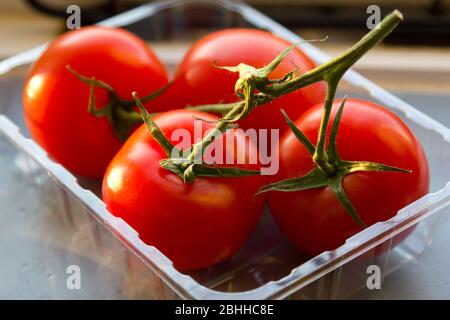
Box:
121, 81, 172, 108
67, 65, 171, 140
312, 77, 339, 175
261, 10, 403, 98
114, 106, 145, 124
189, 10, 403, 126
185, 103, 244, 165
132, 92, 175, 157
306, 11, 403, 175
135, 10, 404, 185
281, 109, 316, 156
206, 10, 402, 177
186, 101, 241, 116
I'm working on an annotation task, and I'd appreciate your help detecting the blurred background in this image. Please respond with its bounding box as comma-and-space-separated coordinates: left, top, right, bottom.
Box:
1, 0, 449, 96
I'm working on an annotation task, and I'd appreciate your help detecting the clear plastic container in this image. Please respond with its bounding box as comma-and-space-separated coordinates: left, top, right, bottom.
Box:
1, 0, 450, 299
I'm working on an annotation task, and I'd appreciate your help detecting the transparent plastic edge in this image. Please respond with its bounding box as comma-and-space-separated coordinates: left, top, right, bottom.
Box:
0, 0, 449, 300
0, 115, 203, 299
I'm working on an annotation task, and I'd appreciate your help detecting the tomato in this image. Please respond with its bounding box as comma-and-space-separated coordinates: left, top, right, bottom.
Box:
267, 99, 429, 256
102, 109, 265, 271
23, 26, 168, 179
160, 28, 326, 132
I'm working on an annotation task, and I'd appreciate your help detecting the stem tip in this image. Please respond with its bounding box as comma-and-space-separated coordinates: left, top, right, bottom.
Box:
393, 9, 404, 20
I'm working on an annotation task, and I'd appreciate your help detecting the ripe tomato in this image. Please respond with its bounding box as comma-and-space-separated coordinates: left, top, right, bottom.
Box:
23, 26, 168, 178
267, 99, 429, 256
160, 28, 326, 132
102, 109, 265, 271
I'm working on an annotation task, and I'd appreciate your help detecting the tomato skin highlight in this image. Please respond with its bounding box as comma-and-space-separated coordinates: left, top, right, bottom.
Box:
160, 28, 326, 132
267, 99, 429, 256
23, 26, 168, 179
102, 110, 265, 271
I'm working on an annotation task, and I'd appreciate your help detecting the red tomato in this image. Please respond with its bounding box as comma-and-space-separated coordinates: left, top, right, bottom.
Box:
267, 99, 429, 256
102, 109, 265, 271
160, 28, 326, 132
23, 26, 168, 178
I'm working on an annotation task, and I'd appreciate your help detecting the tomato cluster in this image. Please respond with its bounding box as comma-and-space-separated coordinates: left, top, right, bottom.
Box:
23, 12, 429, 272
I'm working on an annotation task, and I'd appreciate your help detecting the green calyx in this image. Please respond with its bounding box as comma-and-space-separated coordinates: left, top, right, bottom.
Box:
132, 92, 260, 183
67, 66, 169, 141
259, 99, 410, 227
188, 38, 311, 121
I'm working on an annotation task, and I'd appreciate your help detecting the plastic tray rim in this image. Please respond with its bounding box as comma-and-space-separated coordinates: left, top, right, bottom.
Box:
1, 0, 450, 300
